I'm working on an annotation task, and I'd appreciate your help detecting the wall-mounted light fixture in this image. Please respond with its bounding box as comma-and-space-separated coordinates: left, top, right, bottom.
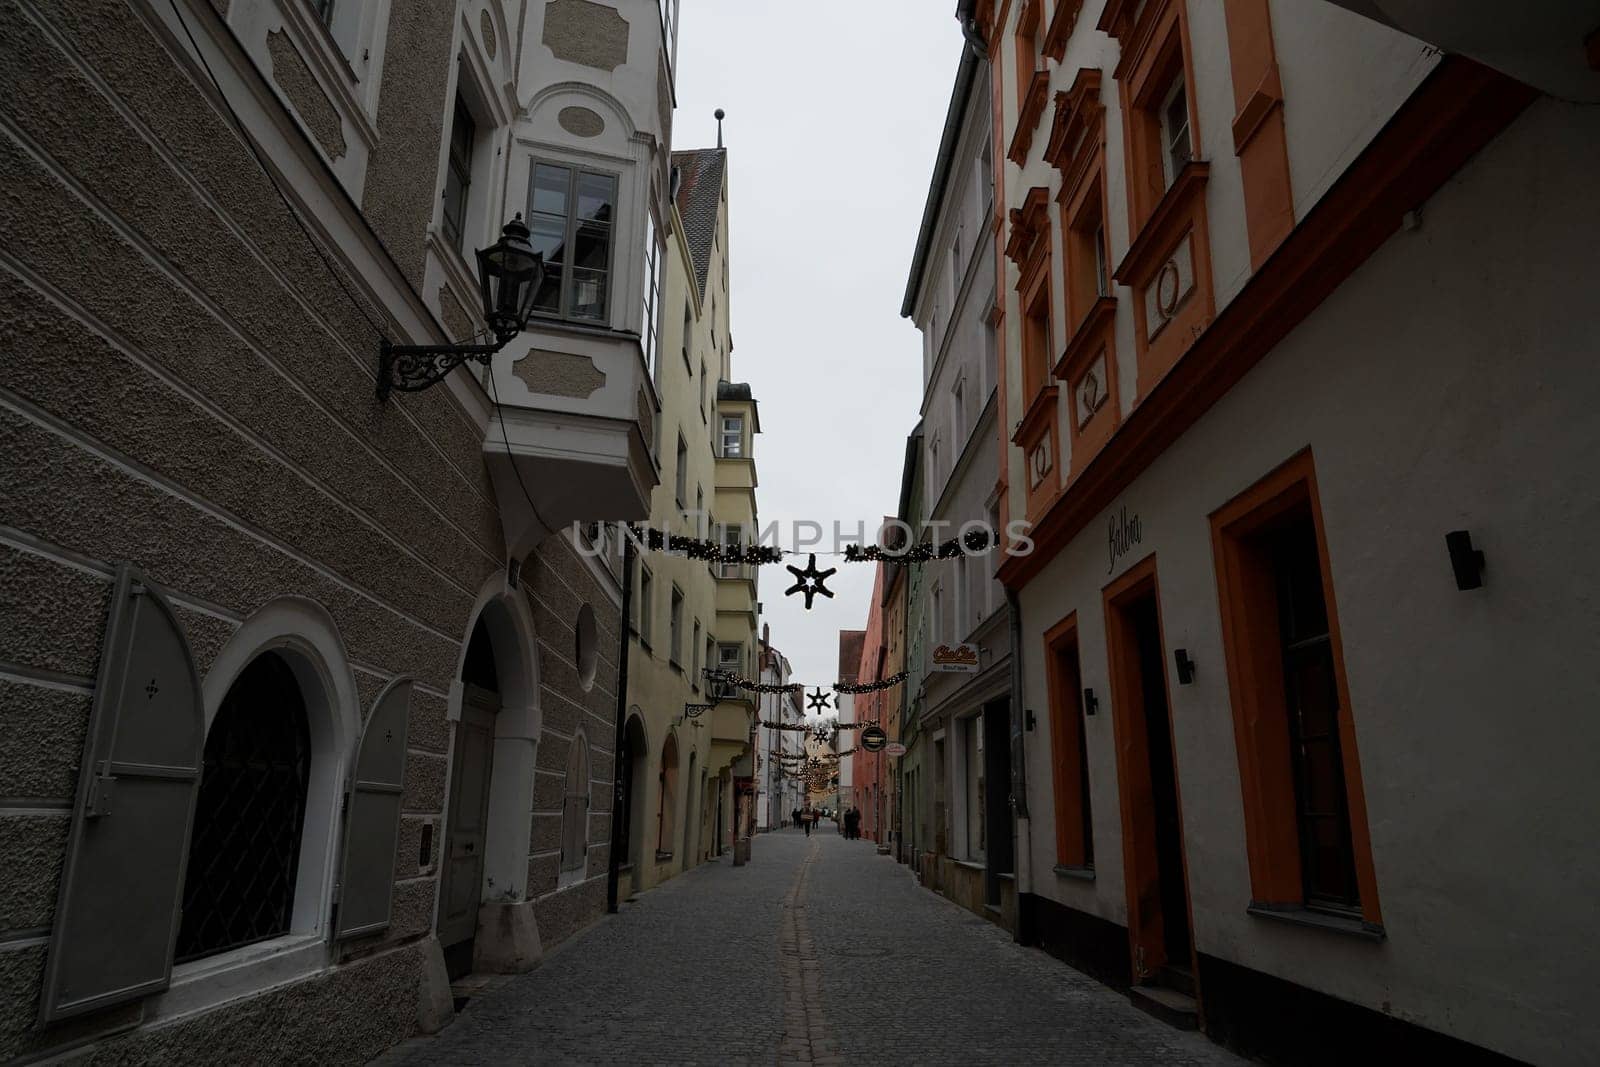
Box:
679, 702, 714, 725
376, 215, 544, 399
1174, 649, 1196, 685
1082, 688, 1098, 716
1445, 530, 1486, 590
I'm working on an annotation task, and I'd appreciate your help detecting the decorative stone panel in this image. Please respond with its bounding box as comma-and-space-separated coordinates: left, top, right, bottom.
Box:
266, 30, 346, 161
480, 9, 497, 59
511, 350, 606, 398
558, 106, 605, 137
542, 0, 630, 71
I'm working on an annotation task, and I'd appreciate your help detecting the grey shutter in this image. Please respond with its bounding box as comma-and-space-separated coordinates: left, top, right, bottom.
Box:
40, 566, 204, 1023
334, 677, 411, 939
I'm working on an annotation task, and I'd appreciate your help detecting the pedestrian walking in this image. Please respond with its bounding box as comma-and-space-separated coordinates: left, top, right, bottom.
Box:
803, 809, 812, 837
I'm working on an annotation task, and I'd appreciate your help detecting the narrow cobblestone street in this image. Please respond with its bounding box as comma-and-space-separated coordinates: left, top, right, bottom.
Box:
375, 828, 1239, 1065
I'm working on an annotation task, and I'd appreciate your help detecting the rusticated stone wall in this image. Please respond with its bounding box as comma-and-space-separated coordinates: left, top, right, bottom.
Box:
0, 0, 618, 1059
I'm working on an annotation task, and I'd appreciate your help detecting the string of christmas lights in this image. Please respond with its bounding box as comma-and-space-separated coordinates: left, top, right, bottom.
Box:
629, 525, 786, 565
832, 674, 907, 695
844, 528, 992, 564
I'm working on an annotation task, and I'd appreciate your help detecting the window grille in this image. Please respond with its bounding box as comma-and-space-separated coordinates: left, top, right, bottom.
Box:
175, 652, 311, 963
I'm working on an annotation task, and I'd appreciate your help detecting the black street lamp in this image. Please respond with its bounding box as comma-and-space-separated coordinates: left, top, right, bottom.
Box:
376, 214, 544, 399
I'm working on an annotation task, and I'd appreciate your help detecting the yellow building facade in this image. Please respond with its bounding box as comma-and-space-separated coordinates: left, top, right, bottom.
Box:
618, 147, 760, 895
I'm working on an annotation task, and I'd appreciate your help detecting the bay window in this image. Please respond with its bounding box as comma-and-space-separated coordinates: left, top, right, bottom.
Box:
529, 163, 617, 323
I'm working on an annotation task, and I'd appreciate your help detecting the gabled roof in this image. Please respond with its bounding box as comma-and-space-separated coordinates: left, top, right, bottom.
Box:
671, 147, 726, 300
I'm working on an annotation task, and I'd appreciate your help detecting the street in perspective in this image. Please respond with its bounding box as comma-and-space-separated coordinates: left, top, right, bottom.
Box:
1, 0, 1595, 1064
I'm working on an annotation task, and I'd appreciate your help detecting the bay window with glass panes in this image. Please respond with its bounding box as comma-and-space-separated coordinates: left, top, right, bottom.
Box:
720, 414, 744, 458
528, 162, 617, 324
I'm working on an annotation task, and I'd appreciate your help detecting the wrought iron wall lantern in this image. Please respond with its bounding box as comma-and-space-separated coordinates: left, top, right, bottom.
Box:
376, 214, 544, 399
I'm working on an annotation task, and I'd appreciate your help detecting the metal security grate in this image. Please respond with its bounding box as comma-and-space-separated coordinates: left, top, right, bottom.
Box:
176, 652, 312, 963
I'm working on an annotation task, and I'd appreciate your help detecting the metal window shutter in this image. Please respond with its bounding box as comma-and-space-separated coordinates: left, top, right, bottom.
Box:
333, 677, 411, 940
40, 566, 204, 1023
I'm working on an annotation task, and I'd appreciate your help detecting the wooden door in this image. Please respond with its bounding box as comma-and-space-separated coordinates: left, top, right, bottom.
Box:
439, 694, 496, 959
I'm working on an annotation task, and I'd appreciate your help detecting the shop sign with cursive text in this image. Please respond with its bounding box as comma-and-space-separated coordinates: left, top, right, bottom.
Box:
1108, 505, 1143, 573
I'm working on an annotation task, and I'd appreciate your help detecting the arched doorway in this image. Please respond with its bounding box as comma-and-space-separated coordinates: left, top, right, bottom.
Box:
439, 620, 499, 979
685, 751, 699, 866
657, 732, 679, 863
617, 712, 648, 883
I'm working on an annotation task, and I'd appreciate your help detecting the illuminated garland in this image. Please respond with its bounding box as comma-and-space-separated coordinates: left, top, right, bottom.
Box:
832, 673, 906, 695
628, 526, 996, 567
709, 668, 904, 698
844, 528, 992, 564
630, 526, 785, 565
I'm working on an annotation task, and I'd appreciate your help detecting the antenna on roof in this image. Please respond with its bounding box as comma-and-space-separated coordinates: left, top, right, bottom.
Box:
715, 108, 726, 149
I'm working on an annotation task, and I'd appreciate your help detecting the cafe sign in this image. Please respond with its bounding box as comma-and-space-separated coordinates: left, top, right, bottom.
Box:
931, 643, 980, 673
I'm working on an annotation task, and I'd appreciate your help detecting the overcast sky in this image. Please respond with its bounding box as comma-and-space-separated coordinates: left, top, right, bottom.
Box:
673, 2, 967, 693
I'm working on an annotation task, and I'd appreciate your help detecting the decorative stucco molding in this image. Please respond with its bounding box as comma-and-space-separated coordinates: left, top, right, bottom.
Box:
266, 30, 347, 161
542, 0, 630, 72
558, 106, 605, 137
512, 350, 607, 399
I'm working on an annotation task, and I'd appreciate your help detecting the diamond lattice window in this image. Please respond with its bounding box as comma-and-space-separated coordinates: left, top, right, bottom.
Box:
175, 651, 312, 963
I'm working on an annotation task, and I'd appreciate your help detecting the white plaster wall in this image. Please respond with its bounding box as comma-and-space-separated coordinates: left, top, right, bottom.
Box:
1016, 97, 1600, 1065
1270, 0, 1438, 223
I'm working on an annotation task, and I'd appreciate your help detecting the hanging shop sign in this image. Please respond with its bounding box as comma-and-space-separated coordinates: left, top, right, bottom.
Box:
931, 643, 980, 673
860, 726, 888, 752
884, 742, 908, 757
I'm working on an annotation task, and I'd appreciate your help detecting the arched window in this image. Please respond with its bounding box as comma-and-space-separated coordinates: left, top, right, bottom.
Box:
560, 734, 591, 874
176, 652, 312, 962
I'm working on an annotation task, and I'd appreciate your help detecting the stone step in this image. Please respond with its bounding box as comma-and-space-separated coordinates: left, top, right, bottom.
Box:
1129, 984, 1200, 1030
1160, 963, 1197, 997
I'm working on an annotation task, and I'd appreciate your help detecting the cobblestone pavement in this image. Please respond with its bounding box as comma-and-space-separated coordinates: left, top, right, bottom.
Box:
374, 828, 1241, 1065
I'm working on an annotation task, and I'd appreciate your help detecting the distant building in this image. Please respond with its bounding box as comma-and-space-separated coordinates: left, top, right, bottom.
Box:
901, 33, 1017, 928
754, 627, 803, 831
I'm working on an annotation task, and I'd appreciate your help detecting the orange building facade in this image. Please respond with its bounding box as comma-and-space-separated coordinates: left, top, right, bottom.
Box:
964, 0, 1600, 1061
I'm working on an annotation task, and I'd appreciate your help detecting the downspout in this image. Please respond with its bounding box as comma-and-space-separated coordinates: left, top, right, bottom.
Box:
1007, 587, 1032, 945
606, 531, 636, 914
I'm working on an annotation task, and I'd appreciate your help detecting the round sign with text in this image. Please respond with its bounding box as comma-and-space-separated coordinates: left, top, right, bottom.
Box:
860, 726, 887, 752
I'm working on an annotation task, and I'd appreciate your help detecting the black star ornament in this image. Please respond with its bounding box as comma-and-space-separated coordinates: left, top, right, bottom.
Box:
784, 553, 836, 610
806, 687, 832, 713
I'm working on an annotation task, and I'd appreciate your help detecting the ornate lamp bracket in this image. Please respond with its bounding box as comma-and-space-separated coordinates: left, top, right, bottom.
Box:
376, 337, 509, 400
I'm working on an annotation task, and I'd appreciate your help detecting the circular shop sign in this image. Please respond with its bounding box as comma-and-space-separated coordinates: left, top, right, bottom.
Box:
884, 742, 908, 757
860, 726, 888, 752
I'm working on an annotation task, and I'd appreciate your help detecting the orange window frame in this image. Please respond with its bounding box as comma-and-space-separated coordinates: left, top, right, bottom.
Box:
1209, 450, 1383, 928
1045, 613, 1094, 870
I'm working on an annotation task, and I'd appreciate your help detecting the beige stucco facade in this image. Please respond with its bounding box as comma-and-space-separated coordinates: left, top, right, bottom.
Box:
618, 145, 762, 895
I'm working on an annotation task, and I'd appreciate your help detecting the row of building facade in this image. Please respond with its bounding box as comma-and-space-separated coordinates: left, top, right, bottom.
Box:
1, 0, 777, 1061
843, 0, 1597, 1063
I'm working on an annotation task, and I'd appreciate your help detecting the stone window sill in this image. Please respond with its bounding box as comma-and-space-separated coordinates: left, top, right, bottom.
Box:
953, 858, 986, 872
148, 932, 328, 1025
1247, 901, 1386, 941
1054, 864, 1096, 882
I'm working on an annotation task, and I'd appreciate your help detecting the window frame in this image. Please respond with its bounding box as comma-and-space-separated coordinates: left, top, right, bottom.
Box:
638, 564, 654, 649
1158, 71, 1193, 190
1044, 614, 1094, 871
720, 414, 744, 458
1210, 450, 1382, 930
442, 96, 476, 254
527, 160, 621, 325
669, 585, 685, 668
642, 209, 663, 381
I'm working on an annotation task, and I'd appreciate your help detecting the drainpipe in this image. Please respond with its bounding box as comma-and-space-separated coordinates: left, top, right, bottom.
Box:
1007, 587, 1032, 945
956, 0, 988, 57
606, 531, 636, 914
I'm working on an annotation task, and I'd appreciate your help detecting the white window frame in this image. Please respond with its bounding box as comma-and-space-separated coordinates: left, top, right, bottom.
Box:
528, 160, 621, 324
1159, 72, 1192, 189
720, 415, 744, 458
642, 210, 663, 381
669, 585, 685, 667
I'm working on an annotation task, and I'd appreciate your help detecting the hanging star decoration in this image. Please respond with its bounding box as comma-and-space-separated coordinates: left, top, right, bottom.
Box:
784, 553, 836, 610
806, 687, 832, 713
